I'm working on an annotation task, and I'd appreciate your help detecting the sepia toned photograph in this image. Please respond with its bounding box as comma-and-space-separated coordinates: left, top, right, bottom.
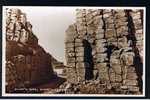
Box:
2, 6, 145, 97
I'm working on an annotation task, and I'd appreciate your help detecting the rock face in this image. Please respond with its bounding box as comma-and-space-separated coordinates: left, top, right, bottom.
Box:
65, 9, 143, 94
5, 9, 55, 93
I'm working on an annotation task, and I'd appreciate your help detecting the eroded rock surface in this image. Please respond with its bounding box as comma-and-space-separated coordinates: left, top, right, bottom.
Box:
65, 9, 143, 94
5, 8, 57, 93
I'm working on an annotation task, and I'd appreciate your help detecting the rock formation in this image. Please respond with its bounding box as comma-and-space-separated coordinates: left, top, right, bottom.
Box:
65, 9, 143, 94
5, 8, 143, 95
5, 8, 57, 93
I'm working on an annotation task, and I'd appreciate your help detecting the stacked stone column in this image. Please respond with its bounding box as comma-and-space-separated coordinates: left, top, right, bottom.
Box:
65, 24, 78, 83
113, 10, 129, 48
65, 9, 143, 94
130, 10, 143, 61
120, 48, 140, 93
89, 10, 108, 81
75, 9, 87, 82
6, 9, 35, 44
6, 9, 55, 92
108, 10, 129, 88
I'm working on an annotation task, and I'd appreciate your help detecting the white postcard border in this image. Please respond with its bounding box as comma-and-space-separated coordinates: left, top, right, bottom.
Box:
2, 6, 146, 97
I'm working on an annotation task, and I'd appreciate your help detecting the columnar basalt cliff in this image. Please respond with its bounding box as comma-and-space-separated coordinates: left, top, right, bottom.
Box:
65, 9, 143, 94
5, 9, 57, 93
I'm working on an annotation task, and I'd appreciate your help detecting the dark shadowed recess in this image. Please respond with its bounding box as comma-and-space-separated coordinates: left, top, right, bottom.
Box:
83, 39, 94, 80
125, 10, 143, 93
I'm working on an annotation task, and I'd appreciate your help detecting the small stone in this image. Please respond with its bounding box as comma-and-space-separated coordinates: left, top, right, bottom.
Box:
96, 63, 107, 68
126, 72, 138, 80
95, 39, 106, 44
66, 43, 74, 48
105, 29, 116, 38
76, 52, 84, 57
135, 33, 143, 41
67, 52, 75, 58
75, 47, 84, 52
103, 13, 112, 18
87, 26, 96, 34
115, 21, 128, 28
128, 86, 139, 92
120, 52, 135, 66
116, 26, 128, 36
96, 46, 107, 53
76, 56, 84, 62
127, 66, 136, 73
75, 38, 83, 43
75, 42, 83, 47
77, 25, 86, 31
123, 79, 138, 86
67, 57, 76, 63
97, 66, 108, 73
67, 62, 76, 68
99, 72, 109, 80
105, 23, 115, 29
112, 65, 122, 74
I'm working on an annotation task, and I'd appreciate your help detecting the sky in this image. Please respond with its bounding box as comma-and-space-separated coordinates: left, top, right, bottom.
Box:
4, 7, 76, 63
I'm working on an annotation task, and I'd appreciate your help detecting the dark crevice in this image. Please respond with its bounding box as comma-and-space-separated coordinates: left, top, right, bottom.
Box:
74, 38, 77, 75
125, 10, 137, 47
101, 10, 112, 84
106, 44, 119, 67
125, 10, 143, 93
101, 10, 106, 39
82, 39, 94, 80
74, 25, 78, 79
140, 10, 143, 26
133, 49, 143, 92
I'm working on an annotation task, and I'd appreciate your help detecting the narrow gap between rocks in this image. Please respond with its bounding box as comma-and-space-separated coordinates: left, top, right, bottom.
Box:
125, 10, 143, 92
82, 39, 94, 80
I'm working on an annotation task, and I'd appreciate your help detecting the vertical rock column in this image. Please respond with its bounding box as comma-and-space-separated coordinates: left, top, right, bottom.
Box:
85, 9, 101, 80
121, 9, 143, 93
113, 10, 128, 48
65, 9, 143, 94
102, 9, 117, 83
6, 9, 55, 92
109, 10, 140, 93
110, 49, 123, 88
130, 10, 143, 60
120, 48, 140, 93
6, 9, 36, 44
103, 9, 117, 46
131, 9, 143, 93
111, 9, 134, 87
93, 10, 109, 81
6, 9, 34, 88
109, 10, 129, 88
75, 9, 87, 82
65, 24, 78, 83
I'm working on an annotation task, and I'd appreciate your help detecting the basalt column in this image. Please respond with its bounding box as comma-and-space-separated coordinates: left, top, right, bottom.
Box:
65, 24, 78, 83
5, 8, 55, 92
65, 9, 143, 94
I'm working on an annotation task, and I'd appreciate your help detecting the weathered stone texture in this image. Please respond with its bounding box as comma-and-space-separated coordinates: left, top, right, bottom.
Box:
5, 8, 57, 93
65, 9, 143, 94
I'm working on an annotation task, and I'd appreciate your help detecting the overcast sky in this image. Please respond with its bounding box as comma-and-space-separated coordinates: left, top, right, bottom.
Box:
5, 7, 76, 63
